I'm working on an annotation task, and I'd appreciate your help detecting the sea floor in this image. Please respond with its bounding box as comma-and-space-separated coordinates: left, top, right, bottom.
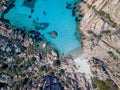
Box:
3, 0, 82, 56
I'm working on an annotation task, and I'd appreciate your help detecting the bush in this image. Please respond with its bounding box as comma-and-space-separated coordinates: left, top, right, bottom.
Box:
28, 57, 36, 65
107, 51, 114, 56
0, 82, 8, 88
102, 30, 111, 34
38, 67, 43, 73
92, 78, 119, 90
53, 60, 61, 67
97, 79, 110, 90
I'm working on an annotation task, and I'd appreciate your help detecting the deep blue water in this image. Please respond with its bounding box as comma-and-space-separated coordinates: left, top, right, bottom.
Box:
4, 0, 82, 56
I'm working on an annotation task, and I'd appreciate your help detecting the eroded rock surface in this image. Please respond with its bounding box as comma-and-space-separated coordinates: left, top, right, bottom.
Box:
79, 0, 120, 89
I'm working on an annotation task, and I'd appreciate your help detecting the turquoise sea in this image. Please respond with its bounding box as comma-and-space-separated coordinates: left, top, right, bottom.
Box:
3, 0, 82, 56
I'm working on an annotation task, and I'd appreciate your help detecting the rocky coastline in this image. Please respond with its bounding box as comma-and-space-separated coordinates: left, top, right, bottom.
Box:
0, 0, 119, 90
0, 21, 92, 90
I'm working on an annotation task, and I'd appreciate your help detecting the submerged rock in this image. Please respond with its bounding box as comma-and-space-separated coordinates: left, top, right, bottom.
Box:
22, 0, 37, 10
66, 3, 72, 9
39, 22, 49, 30
43, 11, 46, 16
32, 19, 49, 30
75, 16, 81, 22
48, 31, 58, 38
35, 22, 49, 30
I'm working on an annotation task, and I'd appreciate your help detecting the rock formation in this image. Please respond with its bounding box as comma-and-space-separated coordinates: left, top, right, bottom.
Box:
78, 0, 120, 89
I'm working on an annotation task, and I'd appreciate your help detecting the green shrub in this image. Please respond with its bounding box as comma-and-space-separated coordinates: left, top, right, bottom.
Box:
97, 79, 110, 90
92, 78, 119, 90
102, 30, 111, 34
38, 67, 43, 73
107, 51, 114, 56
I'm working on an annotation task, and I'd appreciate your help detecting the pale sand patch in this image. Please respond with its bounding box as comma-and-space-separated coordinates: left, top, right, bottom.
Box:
70, 50, 92, 81
73, 54, 91, 80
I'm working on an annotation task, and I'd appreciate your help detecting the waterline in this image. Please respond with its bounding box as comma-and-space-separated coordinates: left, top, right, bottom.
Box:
3, 0, 82, 56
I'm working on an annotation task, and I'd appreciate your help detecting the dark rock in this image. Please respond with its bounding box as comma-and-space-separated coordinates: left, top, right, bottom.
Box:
32, 57, 36, 61
23, 78, 29, 85
29, 15, 32, 18
31, 9, 34, 13
24, 62, 31, 69
75, 17, 81, 22
19, 46, 26, 52
10, 46, 15, 52
8, 82, 15, 89
72, 10, 76, 16
78, 15, 83, 17
29, 30, 42, 41
34, 36, 42, 41
41, 65, 47, 71
40, 75, 64, 90
12, 29, 19, 37
17, 29, 26, 38
3, 19, 10, 24
11, 29, 26, 39
16, 82, 20, 90
60, 69, 65, 74
73, 6, 77, 10
0, 53, 4, 59
74, 2, 78, 5
1, 64, 8, 70
29, 30, 40, 38
0, 82, 8, 88
5, 24, 9, 29
54, 49, 59, 58
39, 53, 42, 59
29, 30, 41, 36
55, 60, 61, 65
15, 39, 23, 46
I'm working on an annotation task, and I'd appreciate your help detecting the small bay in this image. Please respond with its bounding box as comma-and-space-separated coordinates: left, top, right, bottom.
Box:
3, 0, 82, 56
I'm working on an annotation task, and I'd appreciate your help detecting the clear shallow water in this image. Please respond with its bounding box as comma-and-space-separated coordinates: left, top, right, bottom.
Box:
4, 0, 82, 55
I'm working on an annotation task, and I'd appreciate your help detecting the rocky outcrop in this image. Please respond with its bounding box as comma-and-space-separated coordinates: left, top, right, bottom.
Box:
78, 0, 120, 89
0, 0, 15, 11
0, 21, 91, 90
0, 0, 7, 11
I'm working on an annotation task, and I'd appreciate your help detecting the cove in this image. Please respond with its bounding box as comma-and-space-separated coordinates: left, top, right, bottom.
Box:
3, 0, 82, 56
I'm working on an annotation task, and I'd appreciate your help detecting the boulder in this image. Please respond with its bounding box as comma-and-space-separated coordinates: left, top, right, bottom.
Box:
48, 31, 58, 38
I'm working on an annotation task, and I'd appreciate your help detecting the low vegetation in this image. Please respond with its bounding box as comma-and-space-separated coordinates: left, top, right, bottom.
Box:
107, 51, 118, 60
87, 30, 102, 38
92, 78, 119, 90
98, 11, 117, 28
102, 30, 111, 34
